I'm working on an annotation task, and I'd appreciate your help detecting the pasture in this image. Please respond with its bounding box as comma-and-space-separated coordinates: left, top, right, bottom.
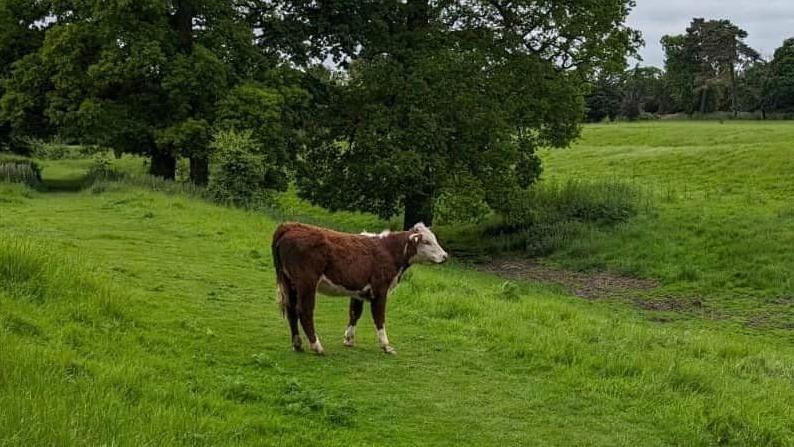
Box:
1, 122, 794, 446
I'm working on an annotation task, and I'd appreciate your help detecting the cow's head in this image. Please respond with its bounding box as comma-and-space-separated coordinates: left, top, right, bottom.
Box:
408, 223, 448, 264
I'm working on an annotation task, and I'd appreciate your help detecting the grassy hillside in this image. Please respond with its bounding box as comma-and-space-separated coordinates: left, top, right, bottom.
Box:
536, 121, 794, 328
2, 146, 794, 445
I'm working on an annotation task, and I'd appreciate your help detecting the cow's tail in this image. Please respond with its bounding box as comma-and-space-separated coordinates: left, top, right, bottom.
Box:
272, 228, 289, 318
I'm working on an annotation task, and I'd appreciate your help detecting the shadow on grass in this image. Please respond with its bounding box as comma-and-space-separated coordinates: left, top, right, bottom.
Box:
42, 175, 88, 192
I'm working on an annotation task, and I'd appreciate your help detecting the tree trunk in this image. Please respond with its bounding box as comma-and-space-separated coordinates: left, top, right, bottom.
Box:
174, 0, 194, 52
699, 87, 708, 114
730, 66, 738, 117
407, 0, 429, 29
401, 1, 433, 232
189, 156, 209, 186
403, 192, 434, 230
150, 151, 176, 180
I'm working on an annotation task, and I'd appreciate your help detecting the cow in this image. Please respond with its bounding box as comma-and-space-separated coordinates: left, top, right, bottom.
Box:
271, 221, 448, 355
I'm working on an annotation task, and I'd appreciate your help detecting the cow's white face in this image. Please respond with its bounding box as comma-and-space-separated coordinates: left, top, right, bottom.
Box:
409, 223, 448, 264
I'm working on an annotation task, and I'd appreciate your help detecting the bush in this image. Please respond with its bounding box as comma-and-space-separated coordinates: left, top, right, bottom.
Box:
8, 137, 80, 159
31, 142, 69, 160
0, 154, 42, 188
83, 152, 123, 188
208, 130, 277, 206
216, 82, 294, 191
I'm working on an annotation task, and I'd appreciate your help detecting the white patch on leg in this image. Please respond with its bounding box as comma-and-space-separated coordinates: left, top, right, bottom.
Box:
344, 325, 356, 347
310, 338, 325, 355
377, 327, 396, 354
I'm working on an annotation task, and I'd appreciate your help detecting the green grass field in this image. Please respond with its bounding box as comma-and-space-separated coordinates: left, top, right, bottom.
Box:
540, 122, 794, 331
2, 122, 794, 445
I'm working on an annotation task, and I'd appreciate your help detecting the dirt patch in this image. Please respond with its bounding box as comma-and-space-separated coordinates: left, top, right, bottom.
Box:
634, 296, 703, 312
744, 298, 794, 330
476, 258, 658, 300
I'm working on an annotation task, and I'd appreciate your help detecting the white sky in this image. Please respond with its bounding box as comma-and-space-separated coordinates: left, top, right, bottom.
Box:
627, 0, 794, 67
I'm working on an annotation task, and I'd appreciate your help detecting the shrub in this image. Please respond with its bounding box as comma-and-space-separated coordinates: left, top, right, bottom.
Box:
83, 152, 123, 188
208, 130, 279, 206
215, 82, 299, 189
31, 142, 69, 160
0, 154, 42, 188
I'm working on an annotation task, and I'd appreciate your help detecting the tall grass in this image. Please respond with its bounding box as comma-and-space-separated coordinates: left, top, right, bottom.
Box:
440, 179, 648, 259
0, 154, 42, 188
501, 179, 647, 228
0, 236, 125, 319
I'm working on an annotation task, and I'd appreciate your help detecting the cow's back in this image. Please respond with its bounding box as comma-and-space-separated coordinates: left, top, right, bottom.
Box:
272, 222, 385, 290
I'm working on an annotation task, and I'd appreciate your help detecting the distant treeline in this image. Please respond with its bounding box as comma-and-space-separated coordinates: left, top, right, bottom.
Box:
586, 18, 794, 122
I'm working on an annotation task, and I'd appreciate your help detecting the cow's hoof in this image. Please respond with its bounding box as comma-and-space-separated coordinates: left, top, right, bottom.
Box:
310, 340, 325, 355
292, 335, 303, 352
343, 326, 356, 347
382, 345, 397, 355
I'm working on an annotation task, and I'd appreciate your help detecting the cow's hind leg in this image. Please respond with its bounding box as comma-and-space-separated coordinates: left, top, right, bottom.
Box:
371, 296, 396, 355
286, 288, 302, 352
296, 285, 324, 355
344, 298, 364, 347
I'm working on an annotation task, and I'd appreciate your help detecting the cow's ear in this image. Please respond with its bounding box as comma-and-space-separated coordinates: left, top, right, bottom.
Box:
409, 233, 423, 244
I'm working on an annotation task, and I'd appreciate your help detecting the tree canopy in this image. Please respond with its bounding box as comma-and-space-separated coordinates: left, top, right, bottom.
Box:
1, 0, 643, 226
289, 0, 641, 228
0, 0, 302, 185
765, 39, 794, 113
661, 19, 759, 115
586, 19, 794, 122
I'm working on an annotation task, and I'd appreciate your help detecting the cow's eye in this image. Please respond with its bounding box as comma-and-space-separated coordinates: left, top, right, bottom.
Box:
423, 241, 432, 245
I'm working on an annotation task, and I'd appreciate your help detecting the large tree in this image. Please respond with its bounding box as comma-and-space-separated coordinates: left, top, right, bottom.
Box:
663, 19, 759, 115
288, 0, 641, 229
585, 72, 624, 122
0, 0, 51, 150
661, 34, 698, 114
0, 0, 303, 185
765, 38, 794, 113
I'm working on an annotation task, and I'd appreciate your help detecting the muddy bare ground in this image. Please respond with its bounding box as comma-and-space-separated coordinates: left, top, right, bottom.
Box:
476, 258, 659, 300
476, 258, 727, 321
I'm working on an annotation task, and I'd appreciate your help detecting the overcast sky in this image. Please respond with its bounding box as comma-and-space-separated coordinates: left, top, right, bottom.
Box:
627, 0, 794, 67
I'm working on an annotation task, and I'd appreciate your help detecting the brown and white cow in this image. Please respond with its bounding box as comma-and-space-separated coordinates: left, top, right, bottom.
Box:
271, 222, 448, 355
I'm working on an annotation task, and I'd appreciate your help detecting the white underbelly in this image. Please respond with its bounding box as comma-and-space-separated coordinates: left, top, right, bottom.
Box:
316, 275, 371, 298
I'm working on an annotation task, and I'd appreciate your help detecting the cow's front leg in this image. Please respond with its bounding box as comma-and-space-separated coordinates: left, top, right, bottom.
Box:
344, 298, 364, 347
371, 297, 396, 355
